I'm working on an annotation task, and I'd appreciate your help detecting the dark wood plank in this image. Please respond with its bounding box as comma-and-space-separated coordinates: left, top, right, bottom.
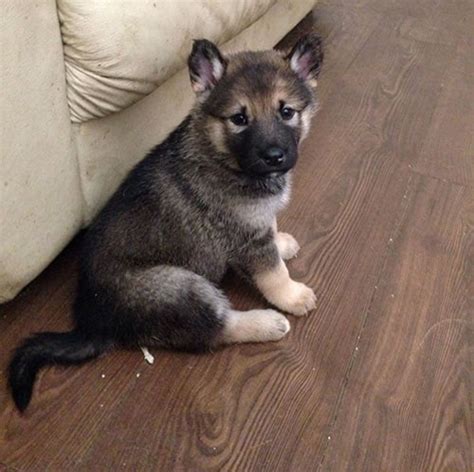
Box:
321, 0, 474, 19
322, 176, 473, 472
413, 46, 474, 186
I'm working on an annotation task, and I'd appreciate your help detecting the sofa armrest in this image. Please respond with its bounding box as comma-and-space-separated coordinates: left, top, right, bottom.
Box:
0, 0, 84, 302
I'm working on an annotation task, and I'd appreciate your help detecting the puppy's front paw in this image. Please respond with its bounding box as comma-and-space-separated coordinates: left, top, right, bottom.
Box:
271, 281, 317, 316
275, 232, 300, 260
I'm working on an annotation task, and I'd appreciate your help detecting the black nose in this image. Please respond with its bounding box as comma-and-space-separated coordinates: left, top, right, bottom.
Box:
262, 147, 286, 167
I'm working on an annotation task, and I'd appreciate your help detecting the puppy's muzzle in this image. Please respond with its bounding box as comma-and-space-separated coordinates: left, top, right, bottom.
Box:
261, 146, 286, 167
253, 146, 294, 175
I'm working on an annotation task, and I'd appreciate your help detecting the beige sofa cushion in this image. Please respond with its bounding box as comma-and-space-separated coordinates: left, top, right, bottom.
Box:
0, 0, 84, 303
59, 0, 277, 123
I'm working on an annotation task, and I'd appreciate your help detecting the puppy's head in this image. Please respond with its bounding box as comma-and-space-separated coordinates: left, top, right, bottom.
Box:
188, 35, 323, 177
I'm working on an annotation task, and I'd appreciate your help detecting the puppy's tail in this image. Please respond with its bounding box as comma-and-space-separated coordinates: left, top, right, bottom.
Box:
8, 330, 108, 412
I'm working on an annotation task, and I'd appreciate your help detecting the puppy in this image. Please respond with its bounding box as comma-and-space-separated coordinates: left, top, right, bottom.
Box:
9, 35, 324, 411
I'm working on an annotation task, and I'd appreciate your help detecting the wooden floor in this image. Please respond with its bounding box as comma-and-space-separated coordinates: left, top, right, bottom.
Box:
1, 0, 472, 470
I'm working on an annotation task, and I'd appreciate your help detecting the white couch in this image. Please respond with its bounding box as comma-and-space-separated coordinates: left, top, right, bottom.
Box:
0, 0, 315, 302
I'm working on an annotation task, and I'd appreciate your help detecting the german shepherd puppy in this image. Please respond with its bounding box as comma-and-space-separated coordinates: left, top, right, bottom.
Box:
9, 35, 323, 411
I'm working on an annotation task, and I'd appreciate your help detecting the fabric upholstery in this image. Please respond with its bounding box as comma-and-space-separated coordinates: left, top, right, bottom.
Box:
59, 0, 276, 123
0, 0, 84, 303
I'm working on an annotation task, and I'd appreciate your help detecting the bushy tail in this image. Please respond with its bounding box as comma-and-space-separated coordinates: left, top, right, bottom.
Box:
8, 331, 107, 412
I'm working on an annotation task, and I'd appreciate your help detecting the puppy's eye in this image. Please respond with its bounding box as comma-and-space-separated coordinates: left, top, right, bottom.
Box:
229, 113, 248, 126
280, 106, 296, 120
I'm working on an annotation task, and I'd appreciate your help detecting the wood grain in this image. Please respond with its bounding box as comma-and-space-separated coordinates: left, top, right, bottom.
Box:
322, 177, 473, 472
413, 47, 474, 186
0, 0, 472, 470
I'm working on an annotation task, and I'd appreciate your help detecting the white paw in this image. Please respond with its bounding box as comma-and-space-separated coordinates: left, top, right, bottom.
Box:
275, 232, 300, 260
260, 309, 291, 340
270, 281, 317, 316
224, 309, 290, 344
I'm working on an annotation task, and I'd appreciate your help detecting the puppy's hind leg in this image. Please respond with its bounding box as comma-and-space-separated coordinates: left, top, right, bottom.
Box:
219, 309, 290, 345
120, 266, 289, 351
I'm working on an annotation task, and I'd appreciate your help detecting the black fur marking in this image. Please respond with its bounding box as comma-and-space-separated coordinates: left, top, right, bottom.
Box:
8, 331, 108, 412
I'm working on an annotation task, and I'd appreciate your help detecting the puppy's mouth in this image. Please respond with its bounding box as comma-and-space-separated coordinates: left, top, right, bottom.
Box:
237, 159, 295, 178
260, 169, 289, 178
239, 167, 291, 179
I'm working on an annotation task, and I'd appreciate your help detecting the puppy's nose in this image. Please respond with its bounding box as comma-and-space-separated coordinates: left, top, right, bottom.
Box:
262, 147, 286, 167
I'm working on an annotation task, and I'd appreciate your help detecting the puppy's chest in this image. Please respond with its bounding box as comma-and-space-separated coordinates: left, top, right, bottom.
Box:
179, 188, 289, 261
232, 191, 289, 228
215, 197, 283, 253
192, 199, 275, 257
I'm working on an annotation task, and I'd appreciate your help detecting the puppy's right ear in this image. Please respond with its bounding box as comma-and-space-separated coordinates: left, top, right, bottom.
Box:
188, 39, 227, 95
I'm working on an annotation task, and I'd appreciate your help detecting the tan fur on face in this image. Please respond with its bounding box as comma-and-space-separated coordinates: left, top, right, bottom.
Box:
254, 258, 316, 316
300, 105, 316, 142
207, 119, 228, 153
201, 49, 318, 155
217, 80, 310, 128
272, 77, 311, 112
222, 52, 312, 111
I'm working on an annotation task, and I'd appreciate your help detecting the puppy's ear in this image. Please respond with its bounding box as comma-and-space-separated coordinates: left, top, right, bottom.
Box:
287, 34, 324, 86
188, 39, 227, 95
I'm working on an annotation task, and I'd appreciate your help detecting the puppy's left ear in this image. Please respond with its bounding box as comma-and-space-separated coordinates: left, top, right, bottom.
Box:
188, 39, 227, 95
287, 34, 324, 86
